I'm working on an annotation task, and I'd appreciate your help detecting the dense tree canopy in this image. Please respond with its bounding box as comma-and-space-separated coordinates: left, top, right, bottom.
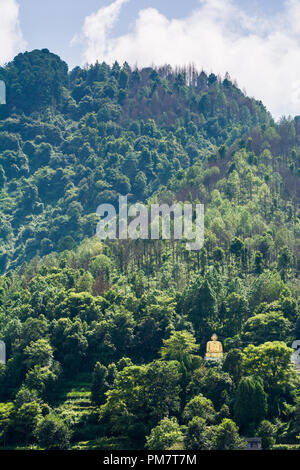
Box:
0, 50, 299, 450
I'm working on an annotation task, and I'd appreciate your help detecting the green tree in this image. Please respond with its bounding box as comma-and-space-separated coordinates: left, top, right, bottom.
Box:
91, 362, 108, 405
35, 413, 71, 450
256, 420, 276, 449
242, 342, 295, 416
181, 278, 217, 330
184, 417, 214, 450
4, 49, 68, 114
213, 419, 245, 450
234, 376, 267, 434
183, 395, 216, 424
24, 339, 54, 369
14, 386, 40, 409
230, 238, 244, 258
160, 330, 199, 369
242, 312, 292, 345
146, 417, 183, 450
0, 402, 14, 446
25, 365, 59, 399
242, 342, 294, 390
13, 402, 42, 444
222, 349, 243, 385
254, 251, 264, 274
277, 246, 292, 280
189, 368, 234, 409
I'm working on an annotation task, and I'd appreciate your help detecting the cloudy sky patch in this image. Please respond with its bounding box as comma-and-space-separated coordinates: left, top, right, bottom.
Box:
75, 0, 300, 119
0, 0, 26, 64
1, 0, 300, 119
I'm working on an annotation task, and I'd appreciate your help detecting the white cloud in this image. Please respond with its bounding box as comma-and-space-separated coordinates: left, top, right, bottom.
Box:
72, 0, 129, 58
75, 0, 300, 119
0, 0, 26, 65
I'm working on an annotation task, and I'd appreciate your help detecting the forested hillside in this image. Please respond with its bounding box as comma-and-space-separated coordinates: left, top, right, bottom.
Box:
0, 49, 299, 451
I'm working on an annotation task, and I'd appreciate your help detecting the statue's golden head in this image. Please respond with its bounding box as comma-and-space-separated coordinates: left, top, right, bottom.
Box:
211, 334, 218, 341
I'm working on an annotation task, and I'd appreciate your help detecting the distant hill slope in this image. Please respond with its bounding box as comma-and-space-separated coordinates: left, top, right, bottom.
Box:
0, 49, 298, 271
0, 50, 299, 452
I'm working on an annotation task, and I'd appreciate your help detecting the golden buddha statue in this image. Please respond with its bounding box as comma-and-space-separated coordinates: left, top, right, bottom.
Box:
205, 334, 223, 359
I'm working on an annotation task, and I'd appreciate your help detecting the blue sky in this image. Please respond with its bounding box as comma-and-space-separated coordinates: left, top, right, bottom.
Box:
1, 0, 300, 118
18, 0, 285, 68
